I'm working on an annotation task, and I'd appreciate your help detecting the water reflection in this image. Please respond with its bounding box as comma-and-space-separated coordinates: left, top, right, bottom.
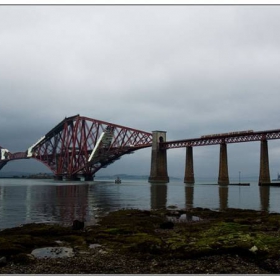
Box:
0, 179, 280, 230
0, 186, 4, 221
185, 184, 194, 210
150, 184, 167, 210
0, 182, 99, 229
54, 185, 89, 224
219, 185, 228, 210
259, 186, 270, 211
26, 185, 32, 222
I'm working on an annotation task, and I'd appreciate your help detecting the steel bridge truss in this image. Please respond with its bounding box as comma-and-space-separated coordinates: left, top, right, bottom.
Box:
161, 129, 280, 149
1, 115, 153, 180
0, 146, 26, 170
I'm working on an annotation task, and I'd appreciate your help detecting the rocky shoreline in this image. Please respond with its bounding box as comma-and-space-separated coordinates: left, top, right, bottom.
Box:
1, 207, 280, 274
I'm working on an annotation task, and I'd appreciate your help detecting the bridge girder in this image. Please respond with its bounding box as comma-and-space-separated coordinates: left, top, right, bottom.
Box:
18, 115, 153, 179
161, 129, 280, 149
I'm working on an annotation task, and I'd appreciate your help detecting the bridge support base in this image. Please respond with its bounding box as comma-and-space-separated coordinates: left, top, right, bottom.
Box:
84, 175, 94, 181
149, 131, 169, 183
218, 143, 229, 185
184, 146, 195, 184
259, 139, 271, 186
65, 175, 80, 181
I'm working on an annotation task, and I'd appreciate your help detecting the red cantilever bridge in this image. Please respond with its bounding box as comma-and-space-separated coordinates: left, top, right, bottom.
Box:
0, 115, 153, 181
0, 115, 280, 185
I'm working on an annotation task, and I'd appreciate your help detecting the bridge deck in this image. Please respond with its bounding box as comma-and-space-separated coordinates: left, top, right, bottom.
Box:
161, 129, 280, 149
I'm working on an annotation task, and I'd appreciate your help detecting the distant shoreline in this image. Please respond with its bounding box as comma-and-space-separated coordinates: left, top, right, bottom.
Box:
0, 175, 53, 179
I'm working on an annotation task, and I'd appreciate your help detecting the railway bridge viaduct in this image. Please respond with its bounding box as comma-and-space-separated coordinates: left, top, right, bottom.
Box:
148, 129, 279, 186
0, 115, 279, 186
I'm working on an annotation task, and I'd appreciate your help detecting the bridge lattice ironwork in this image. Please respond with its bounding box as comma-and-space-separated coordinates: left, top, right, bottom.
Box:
161, 129, 280, 149
0, 115, 153, 179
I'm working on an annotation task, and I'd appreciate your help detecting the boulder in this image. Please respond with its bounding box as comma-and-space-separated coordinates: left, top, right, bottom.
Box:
31, 247, 74, 259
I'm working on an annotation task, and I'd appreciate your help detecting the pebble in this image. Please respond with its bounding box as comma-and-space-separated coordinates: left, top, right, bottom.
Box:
89, 244, 102, 249
0, 252, 272, 274
249, 245, 258, 253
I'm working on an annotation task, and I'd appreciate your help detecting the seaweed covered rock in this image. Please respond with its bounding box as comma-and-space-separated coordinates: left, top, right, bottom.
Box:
1, 208, 280, 273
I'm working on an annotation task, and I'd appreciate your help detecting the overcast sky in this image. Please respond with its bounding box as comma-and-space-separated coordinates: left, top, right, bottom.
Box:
1, 5, 280, 180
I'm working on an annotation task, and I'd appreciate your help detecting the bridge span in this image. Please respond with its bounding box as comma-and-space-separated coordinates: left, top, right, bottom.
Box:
149, 129, 280, 186
0, 115, 279, 186
0, 115, 152, 181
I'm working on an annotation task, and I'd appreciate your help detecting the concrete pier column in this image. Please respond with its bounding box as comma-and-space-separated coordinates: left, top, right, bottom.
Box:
218, 142, 229, 185
259, 139, 271, 186
184, 146, 195, 184
148, 131, 169, 183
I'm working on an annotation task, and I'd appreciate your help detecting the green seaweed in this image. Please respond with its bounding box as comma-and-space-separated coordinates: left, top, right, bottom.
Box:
1, 208, 280, 263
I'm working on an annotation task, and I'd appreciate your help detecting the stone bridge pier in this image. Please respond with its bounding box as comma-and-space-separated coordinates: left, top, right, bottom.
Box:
218, 142, 229, 185
148, 131, 169, 183
149, 131, 272, 186
184, 146, 194, 184
259, 139, 271, 185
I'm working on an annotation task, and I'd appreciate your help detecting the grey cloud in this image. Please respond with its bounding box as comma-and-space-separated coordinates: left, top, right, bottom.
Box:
1, 5, 280, 179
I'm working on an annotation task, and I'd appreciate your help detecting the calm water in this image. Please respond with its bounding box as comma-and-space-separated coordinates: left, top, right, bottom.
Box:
0, 178, 279, 230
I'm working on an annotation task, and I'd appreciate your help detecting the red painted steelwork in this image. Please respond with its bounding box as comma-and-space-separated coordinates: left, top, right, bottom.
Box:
28, 115, 153, 179
0, 150, 28, 171
10, 152, 28, 159
0, 151, 27, 161
161, 129, 280, 149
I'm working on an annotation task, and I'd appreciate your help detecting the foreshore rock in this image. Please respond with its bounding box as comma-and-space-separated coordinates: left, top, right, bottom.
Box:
1, 207, 280, 274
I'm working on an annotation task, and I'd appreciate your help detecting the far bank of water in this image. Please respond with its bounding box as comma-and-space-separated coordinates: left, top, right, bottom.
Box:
0, 178, 279, 229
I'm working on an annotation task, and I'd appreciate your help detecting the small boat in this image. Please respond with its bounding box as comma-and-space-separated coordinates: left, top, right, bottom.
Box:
115, 177, 121, 184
